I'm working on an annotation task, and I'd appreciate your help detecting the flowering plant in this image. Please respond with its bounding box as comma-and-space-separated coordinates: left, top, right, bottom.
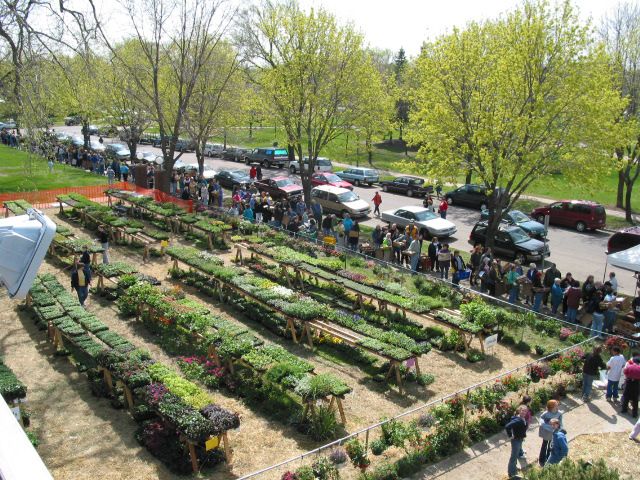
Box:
527, 363, 551, 382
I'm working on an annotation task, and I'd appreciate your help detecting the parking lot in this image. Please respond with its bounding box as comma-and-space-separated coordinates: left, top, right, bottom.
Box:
56, 125, 629, 294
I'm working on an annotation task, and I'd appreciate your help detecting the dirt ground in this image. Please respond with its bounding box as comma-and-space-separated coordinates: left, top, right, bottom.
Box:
569, 432, 640, 479
0, 209, 547, 479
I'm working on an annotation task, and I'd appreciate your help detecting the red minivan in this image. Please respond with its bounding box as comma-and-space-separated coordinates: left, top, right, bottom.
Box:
530, 200, 606, 232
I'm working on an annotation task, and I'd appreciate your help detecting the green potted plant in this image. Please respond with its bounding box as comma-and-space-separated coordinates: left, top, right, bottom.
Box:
345, 438, 370, 472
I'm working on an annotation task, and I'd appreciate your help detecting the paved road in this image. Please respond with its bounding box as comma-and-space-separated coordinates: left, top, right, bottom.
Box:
55, 127, 631, 294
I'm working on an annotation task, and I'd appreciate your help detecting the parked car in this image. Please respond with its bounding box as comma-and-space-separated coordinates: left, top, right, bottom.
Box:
380, 176, 433, 197
64, 116, 81, 126
334, 167, 379, 186
53, 132, 71, 142
530, 200, 606, 232
311, 185, 370, 218
151, 136, 195, 152
203, 143, 225, 157
244, 147, 290, 168
480, 209, 546, 239
183, 163, 217, 179
139, 133, 160, 145
89, 140, 106, 153
607, 226, 640, 254
381, 206, 457, 238
86, 124, 99, 135
310, 172, 353, 190
444, 184, 494, 209
214, 170, 253, 189
289, 157, 333, 174
71, 136, 84, 148
222, 147, 250, 162
254, 176, 303, 199
469, 221, 550, 263
0, 120, 17, 129
105, 143, 131, 160
136, 151, 163, 165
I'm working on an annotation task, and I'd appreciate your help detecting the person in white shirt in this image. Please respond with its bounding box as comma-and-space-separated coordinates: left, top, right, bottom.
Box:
606, 346, 626, 402
609, 272, 618, 294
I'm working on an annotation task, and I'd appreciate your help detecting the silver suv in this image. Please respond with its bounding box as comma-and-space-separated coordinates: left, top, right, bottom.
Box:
335, 167, 379, 186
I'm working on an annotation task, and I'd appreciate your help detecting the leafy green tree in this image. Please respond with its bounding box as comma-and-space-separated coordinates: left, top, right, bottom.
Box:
601, 2, 640, 221
393, 48, 410, 144
184, 41, 239, 174
407, 0, 623, 247
238, 0, 383, 201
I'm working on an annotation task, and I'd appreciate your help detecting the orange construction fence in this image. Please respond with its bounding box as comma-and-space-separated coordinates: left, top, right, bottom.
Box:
0, 182, 193, 213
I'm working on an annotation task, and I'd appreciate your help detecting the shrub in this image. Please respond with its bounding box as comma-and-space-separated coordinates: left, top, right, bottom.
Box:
516, 340, 531, 353
527, 363, 551, 383
523, 459, 619, 479
466, 348, 486, 363
370, 438, 388, 456
294, 466, 315, 480
367, 462, 399, 480
395, 451, 426, 477
534, 344, 547, 356
308, 405, 339, 442
345, 438, 369, 468
604, 336, 629, 351
417, 412, 436, 429
311, 457, 340, 480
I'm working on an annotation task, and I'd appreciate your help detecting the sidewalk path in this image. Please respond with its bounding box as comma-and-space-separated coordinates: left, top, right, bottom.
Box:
412, 393, 637, 480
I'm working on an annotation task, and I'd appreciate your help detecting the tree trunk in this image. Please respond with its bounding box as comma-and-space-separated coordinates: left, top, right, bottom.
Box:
223, 129, 227, 149
625, 182, 633, 222
465, 169, 472, 184
195, 147, 204, 175
483, 191, 507, 250
82, 122, 90, 149
399, 123, 403, 141
249, 121, 253, 138
617, 169, 625, 208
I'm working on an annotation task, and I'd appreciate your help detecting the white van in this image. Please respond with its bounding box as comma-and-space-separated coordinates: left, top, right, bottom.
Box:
310, 185, 371, 218
289, 157, 333, 174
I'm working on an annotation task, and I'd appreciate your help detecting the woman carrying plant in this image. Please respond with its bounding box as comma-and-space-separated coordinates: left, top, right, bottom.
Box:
538, 399, 563, 466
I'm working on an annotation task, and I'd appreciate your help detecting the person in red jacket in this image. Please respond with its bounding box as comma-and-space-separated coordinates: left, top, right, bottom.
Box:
621, 353, 640, 418
249, 165, 257, 180
372, 192, 382, 217
438, 199, 449, 219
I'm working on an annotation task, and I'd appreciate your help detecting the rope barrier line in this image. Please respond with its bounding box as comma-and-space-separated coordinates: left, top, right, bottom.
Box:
238, 337, 596, 479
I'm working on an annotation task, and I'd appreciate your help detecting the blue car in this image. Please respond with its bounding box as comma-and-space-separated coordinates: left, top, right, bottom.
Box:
480, 209, 546, 239
335, 167, 379, 186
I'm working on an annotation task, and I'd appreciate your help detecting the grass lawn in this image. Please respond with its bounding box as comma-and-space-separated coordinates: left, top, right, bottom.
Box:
0, 145, 108, 193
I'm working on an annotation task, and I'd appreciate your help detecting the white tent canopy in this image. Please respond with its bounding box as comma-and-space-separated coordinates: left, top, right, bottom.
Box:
607, 244, 640, 272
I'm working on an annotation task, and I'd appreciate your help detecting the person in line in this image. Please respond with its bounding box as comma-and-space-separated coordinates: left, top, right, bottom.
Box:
438, 198, 448, 219
311, 199, 322, 225
487, 260, 501, 297
106, 164, 115, 185
602, 288, 618, 334
538, 400, 563, 466
255, 164, 263, 181
550, 278, 564, 314
609, 271, 618, 294
342, 213, 353, 247
451, 250, 466, 285
524, 263, 538, 305
582, 345, 606, 402
621, 352, 640, 418
542, 263, 561, 306
243, 204, 254, 222
437, 243, 451, 280
505, 405, 529, 479
428, 237, 440, 272
532, 270, 545, 312
407, 235, 422, 272
98, 226, 110, 264
71, 262, 92, 307
372, 224, 383, 249
564, 281, 582, 323
545, 419, 568, 466
121, 163, 129, 182
348, 220, 360, 251
606, 346, 626, 403
506, 263, 520, 304
321, 214, 334, 237
589, 290, 605, 338
469, 245, 482, 286
372, 191, 382, 217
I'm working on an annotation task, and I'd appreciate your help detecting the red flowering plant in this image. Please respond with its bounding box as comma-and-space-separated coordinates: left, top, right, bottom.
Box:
177, 356, 225, 389
527, 363, 552, 382
337, 270, 369, 283
549, 347, 585, 374
559, 327, 574, 341
604, 336, 629, 351
141, 383, 169, 407
445, 395, 466, 419
281, 472, 298, 480
500, 374, 529, 392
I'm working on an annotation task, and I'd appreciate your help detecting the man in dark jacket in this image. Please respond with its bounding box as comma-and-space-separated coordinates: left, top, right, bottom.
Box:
543, 263, 561, 306
582, 346, 606, 401
428, 237, 440, 272
505, 405, 529, 478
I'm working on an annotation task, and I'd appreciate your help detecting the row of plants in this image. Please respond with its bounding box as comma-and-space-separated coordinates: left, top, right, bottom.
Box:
93, 261, 138, 278
0, 357, 27, 402
4, 199, 32, 214
282, 343, 586, 480
106, 190, 187, 218
58, 192, 102, 209
28, 273, 237, 473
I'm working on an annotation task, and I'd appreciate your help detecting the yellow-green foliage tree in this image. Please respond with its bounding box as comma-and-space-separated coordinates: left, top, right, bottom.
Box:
238, 0, 384, 201
407, 0, 623, 247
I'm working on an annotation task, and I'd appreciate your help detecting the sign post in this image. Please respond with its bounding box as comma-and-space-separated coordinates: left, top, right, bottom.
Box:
483, 334, 498, 355
542, 214, 550, 270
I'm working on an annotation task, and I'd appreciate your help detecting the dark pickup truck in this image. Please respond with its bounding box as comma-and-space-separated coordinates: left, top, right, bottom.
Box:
243, 147, 290, 169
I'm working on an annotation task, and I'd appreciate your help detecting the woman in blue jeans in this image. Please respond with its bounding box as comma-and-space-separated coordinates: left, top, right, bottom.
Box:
582, 346, 605, 401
